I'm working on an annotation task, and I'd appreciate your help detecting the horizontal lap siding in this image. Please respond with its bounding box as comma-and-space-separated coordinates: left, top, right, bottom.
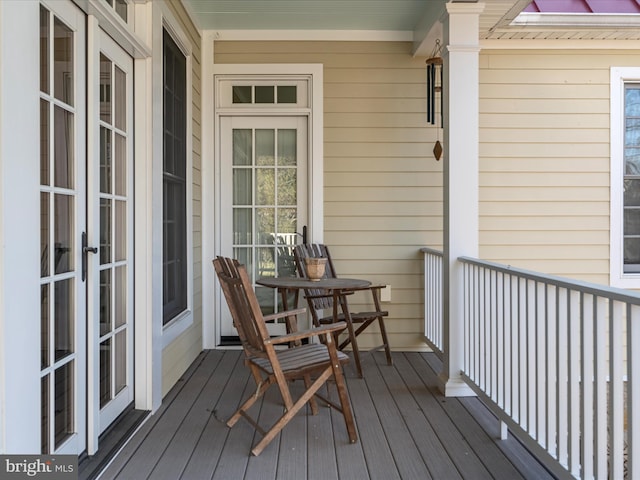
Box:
478, 49, 640, 284
215, 41, 440, 350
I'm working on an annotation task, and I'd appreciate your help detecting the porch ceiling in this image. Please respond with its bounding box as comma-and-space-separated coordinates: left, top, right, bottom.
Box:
182, 0, 640, 47
181, 0, 528, 55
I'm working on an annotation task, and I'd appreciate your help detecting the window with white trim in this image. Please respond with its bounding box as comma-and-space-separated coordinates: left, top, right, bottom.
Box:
611, 68, 640, 287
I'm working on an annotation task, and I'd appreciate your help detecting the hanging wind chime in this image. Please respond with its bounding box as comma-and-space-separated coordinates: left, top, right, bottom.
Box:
426, 39, 443, 161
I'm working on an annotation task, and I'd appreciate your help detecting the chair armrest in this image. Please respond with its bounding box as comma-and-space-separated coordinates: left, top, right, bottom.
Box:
304, 291, 354, 299
341, 284, 386, 293
267, 321, 347, 346
262, 307, 306, 322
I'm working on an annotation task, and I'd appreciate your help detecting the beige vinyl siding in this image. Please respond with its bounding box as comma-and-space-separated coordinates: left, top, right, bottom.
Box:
161, 1, 203, 397
215, 41, 441, 350
478, 49, 640, 284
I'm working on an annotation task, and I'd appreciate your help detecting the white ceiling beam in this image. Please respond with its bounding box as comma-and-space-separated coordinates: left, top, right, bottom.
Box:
412, 0, 447, 57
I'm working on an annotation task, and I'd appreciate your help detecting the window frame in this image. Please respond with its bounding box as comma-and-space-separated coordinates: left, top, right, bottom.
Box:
610, 67, 640, 288
157, 9, 193, 344
162, 27, 187, 325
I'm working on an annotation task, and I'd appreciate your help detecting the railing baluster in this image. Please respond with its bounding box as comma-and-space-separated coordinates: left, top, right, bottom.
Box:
611, 301, 624, 479
581, 293, 595, 479
595, 295, 608, 479
546, 283, 557, 458
557, 286, 569, 469
568, 289, 581, 476
629, 304, 640, 480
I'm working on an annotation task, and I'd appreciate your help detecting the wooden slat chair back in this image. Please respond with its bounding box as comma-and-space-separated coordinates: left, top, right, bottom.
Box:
293, 244, 392, 377
213, 256, 357, 456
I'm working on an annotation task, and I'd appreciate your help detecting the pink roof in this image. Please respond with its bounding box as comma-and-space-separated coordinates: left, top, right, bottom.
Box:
524, 0, 640, 13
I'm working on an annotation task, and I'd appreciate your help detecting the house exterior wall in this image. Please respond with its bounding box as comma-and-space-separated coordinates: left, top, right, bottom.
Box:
214, 41, 440, 350
160, 0, 203, 396
478, 49, 639, 285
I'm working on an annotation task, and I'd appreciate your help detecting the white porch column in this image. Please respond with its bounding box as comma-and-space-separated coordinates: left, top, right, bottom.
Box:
439, 2, 484, 397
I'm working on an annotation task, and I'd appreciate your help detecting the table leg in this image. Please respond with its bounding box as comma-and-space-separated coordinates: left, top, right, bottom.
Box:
335, 289, 363, 378
279, 288, 300, 346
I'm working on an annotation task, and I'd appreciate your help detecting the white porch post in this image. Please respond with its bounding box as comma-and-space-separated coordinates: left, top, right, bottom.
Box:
439, 2, 484, 397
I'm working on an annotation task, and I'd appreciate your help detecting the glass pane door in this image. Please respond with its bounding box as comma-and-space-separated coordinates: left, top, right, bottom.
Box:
39, 1, 87, 454
221, 117, 307, 337
92, 30, 134, 439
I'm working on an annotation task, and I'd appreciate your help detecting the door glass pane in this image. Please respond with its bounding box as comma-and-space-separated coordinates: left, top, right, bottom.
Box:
232, 129, 251, 165
41, 375, 50, 453
40, 7, 49, 94
257, 246, 276, 278
100, 199, 112, 264
115, 0, 128, 22
41, 285, 50, 369
115, 266, 126, 328
54, 194, 74, 274
233, 208, 252, 245
115, 66, 126, 130
255, 85, 274, 104
54, 279, 74, 361
53, 18, 73, 106
115, 133, 126, 196
256, 207, 275, 244
54, 362, 74, 449
115, 200, 126, 261
54, 107, 74, 189
233, 247, 252, 280
232, 86, 251, 104
277, 169, 296, 205
100, 54, 112, 124
41, 100, 50, 185
256, 168, 275, 205
277, 129, 296, 166
232, 169, 251, 205
41, 193, 50, 277
100, 127, 112, 193
256, 130, 274, 166
100, 339, 111, 408
100, 269, 111, 336
115, 330, 126, 395
277, 86, 296, 104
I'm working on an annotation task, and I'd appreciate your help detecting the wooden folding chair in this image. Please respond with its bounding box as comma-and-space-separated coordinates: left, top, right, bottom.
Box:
213, 256, 358, 456
293, 244, 392, 377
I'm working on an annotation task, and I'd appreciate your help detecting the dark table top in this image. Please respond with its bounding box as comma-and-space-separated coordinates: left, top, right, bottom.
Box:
256, 276, 371, 290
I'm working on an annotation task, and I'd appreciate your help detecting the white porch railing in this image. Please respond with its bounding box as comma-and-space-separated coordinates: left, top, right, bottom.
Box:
422, 247, 444, 358
462, 257, 640, 480
422, 249, 640, 479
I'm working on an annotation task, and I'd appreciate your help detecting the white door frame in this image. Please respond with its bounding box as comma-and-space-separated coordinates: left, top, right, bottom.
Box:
202, 63, 324, 348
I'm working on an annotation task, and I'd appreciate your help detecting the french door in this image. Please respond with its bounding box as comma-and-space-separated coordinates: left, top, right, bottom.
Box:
220, 116, 308, 338
39, 1, 87, 455
89, 30, 135, 445
39, 1, 134, 455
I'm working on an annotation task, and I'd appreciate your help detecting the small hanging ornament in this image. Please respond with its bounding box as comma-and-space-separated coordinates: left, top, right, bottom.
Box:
433, 140, 443, 161
426, 39, 444, 161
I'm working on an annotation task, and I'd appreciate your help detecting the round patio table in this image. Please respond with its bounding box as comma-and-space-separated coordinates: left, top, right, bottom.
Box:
256, 276, 371, 376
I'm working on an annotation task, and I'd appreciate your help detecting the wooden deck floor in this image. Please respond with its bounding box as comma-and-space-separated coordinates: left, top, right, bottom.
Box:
96, 350, 555, 480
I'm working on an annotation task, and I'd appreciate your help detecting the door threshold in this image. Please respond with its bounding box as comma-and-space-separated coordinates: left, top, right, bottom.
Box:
78, 406, 149, 480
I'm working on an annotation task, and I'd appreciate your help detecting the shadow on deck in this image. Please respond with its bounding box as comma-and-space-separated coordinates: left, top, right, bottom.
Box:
95, 350, 555, 479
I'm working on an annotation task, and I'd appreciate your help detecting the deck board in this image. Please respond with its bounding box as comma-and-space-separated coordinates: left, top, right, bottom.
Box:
96, 350, 556, 480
